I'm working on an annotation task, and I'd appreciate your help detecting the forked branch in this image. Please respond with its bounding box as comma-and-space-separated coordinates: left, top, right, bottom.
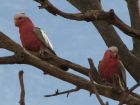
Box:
119, 82, 140, 105
33, 0, 140, 39
0, 32, 140, 104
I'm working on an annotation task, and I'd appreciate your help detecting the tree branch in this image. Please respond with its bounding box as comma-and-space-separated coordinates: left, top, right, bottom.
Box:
19, 71, 25, 105
0, 32, 23, 52
0, 32, 140, 104
119, 82, 140, 105
126, 0, 140, 58
0, 55, 24, 64
37, 50, 106, 84
44, 87, 80, 98
37, 50, 89, 77
33, 0, 140, 40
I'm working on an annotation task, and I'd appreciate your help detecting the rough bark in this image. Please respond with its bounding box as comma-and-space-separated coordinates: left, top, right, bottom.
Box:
127, 0, 140, 58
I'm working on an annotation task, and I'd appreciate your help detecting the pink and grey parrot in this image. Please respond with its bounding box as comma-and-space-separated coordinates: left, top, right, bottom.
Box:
14, 13, 68, 71
98, 46, 126, 87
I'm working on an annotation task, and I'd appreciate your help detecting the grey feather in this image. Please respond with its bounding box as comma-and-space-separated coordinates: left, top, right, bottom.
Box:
34, 27, 53, 50
118, 60, 126, 87
34, 27, 68, 70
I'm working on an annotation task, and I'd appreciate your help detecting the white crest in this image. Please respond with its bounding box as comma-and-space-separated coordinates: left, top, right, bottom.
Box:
108, 46, 118, 53
14, 12, 27, 19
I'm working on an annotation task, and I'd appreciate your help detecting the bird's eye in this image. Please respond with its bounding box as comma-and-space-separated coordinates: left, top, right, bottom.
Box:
18, 17, 23, 20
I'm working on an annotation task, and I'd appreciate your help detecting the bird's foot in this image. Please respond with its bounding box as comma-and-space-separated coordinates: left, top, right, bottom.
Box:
39, 48, 47, 57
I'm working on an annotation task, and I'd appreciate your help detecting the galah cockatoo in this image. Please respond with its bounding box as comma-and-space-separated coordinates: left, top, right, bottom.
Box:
14, 13, 54, 53
14, 13, 68, 71
98, 46, 126, 88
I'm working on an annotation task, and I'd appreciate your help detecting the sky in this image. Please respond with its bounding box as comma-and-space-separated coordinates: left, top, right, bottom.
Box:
0, 0, 139, 105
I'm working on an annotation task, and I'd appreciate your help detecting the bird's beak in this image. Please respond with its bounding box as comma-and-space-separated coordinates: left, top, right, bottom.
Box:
113, 52, 117, 58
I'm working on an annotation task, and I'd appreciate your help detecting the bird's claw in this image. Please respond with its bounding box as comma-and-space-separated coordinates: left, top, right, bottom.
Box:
39, 48, 48, 57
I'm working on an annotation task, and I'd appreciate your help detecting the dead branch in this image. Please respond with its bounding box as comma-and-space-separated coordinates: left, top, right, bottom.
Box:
0, 32, 140, 104
0, 55, 19, 64
33, 0, 140, 40
44, 87, 80, 98
37, 49, 89, 77
19, 71, 25, 105
119, 82, 140, 105
0, 32, 23, 52
0, 32, 90, 77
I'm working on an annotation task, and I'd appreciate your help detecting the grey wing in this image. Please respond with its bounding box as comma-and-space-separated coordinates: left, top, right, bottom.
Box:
34, 27, 53, 50
118, 60, 126, 87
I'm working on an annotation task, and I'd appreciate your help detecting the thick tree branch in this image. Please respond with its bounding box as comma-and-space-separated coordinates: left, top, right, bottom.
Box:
0, 56, 18, 64
126, 0, 140, 58
33, 0, 140, 39
0, 32, 90, 77
0, 54, 25, 64
0, 32, 140, 104
0, 32, 23, 52
37, 51, 90, 77
37, 50, 105, 84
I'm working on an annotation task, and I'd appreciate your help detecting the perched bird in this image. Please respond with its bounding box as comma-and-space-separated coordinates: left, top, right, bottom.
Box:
14, 12, 68, 71
98, 46, 126, 88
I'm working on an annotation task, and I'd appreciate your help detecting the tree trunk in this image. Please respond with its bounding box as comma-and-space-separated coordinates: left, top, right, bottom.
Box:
127, 0, 140, 58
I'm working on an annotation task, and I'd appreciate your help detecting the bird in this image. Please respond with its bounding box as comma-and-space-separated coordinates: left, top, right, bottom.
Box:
14, 12, 68, 71
98, 46, 126, 88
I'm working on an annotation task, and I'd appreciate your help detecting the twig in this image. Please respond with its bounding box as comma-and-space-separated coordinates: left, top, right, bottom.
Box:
88, 58, 108, 105
44, 87, 80, 98
119, 82, 140, 105
19, 71, 25, 105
